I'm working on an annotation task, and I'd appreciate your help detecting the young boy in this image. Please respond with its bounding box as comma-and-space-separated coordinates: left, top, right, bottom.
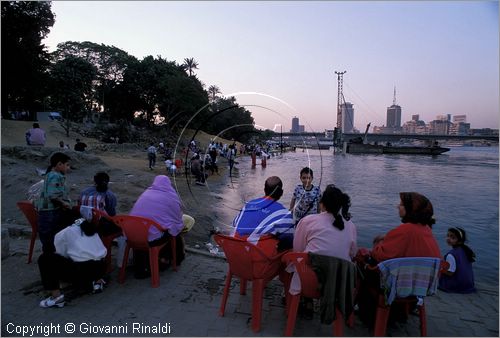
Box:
36, 152, 73, 253
289, 167, 322, 225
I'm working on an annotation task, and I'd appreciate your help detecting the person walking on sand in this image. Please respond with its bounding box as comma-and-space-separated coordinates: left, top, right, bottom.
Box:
26, 123, 46, 146
147, 142, 157, 170
228, 144, 236, 177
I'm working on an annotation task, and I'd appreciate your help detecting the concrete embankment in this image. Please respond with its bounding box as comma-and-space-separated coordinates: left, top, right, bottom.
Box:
2, 232, 498, 337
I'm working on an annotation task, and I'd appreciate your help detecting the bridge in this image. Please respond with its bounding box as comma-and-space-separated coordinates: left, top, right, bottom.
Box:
270, 131, 498, 149
274, 132, 499, 142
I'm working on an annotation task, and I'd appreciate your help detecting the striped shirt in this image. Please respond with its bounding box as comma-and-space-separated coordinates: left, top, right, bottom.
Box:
233, 197, 294, 245
79, 186, 117, 216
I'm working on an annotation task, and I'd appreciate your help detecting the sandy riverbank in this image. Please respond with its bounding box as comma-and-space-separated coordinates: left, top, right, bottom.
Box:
1, 120, 240, 249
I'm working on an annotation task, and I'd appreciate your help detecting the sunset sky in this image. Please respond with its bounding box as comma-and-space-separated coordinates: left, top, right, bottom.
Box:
43, 1, 499, 132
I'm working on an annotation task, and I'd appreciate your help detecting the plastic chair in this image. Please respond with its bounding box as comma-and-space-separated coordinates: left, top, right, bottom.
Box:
90, 208, 122, 273
281, 252, 353, 336
113, 214, 176, 288
16, 201, 38, 264
371, 257, 443, 337
213, 234, 289, 333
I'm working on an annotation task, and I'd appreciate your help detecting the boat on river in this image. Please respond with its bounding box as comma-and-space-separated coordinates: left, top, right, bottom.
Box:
345, 132, 450, 155
346, 142, 450, 155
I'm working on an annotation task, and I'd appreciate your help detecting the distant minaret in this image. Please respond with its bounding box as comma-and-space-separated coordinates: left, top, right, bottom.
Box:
393, 86, 397, 106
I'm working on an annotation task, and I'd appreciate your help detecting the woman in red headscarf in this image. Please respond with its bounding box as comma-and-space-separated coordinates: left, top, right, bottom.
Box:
371, 192, 441, 261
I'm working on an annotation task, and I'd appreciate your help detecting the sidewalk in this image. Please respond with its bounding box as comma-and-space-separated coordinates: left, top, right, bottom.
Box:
2, 234, 498, 337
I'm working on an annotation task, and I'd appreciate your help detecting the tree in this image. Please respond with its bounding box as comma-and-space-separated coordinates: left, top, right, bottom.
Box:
182, 57, 199, 77
49, 56, 97, 135
1, 1, 55, 119
52, 41, 138, 121
202, 96, 256, 143
208, 85, 221, 103
121, 55, 208, 129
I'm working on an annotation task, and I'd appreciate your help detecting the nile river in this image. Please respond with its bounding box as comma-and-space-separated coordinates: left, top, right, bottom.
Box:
217, 146, 499, 286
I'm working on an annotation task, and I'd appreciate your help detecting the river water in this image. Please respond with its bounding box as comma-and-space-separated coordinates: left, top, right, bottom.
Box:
216, 146, 499, 286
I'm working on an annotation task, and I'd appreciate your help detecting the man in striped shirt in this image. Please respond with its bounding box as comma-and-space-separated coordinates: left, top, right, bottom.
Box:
232, 176, 294, 250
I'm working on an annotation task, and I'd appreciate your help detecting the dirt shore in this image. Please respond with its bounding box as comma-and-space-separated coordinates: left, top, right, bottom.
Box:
1, 120, 238, 248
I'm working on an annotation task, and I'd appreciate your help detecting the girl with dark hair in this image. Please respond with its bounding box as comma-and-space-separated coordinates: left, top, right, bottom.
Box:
293, 184, 357, 262
438, 227, 476, 293
290, 185, 357, 319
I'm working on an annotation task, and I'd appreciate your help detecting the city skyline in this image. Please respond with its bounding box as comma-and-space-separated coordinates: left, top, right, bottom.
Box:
43, 1, 499, 132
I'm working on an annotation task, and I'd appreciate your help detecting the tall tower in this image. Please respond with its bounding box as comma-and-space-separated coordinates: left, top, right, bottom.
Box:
341, 102, 354, 132
335, 71, 346, 131
386, 86, 402, 130
291, 116, 299, 133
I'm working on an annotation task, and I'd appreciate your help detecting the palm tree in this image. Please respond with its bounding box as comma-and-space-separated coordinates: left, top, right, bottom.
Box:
183, 57, 199, 77
208, 85, 221, 102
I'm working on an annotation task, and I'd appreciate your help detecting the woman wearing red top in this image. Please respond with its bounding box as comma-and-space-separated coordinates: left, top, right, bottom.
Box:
371, 192, 441, 261
356, 192, 442, 327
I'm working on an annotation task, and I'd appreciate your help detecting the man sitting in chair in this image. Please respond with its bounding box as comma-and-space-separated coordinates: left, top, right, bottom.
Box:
231, 176, 294, 251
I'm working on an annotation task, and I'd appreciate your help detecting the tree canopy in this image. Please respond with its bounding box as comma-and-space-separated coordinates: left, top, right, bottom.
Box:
1, 1, 258, 143
1, 1, 55, 118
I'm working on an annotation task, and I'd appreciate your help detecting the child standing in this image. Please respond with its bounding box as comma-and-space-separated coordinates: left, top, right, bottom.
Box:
289, 167, 321, 225
438, 227, 476, 293
36, 152, 73, 254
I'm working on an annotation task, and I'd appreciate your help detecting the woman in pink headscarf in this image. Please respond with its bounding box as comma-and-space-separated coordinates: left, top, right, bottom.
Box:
130, 175, 195, 278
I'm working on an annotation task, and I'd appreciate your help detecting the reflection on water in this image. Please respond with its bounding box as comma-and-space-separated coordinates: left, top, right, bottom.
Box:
224, 147, 499, 285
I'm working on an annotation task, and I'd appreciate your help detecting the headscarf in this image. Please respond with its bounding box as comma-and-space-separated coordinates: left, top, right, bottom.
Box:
130, 175, 184, 237
400, 192, 435, 227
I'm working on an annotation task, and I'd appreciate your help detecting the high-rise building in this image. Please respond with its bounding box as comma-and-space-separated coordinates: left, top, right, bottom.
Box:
341, 102, 354, 132
386, 105, 402, 129
453, 115, 467, 123
291, 117, 299, 133
412, 114, 419, 121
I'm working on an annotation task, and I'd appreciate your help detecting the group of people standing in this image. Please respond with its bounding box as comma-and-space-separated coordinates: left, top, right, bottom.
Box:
229, 166, 476, 323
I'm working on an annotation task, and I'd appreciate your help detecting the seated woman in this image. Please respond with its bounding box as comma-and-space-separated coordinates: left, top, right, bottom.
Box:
289, 185, 357, 319
38, 210, 107, 308
129, 175, 195, 278
356, 192, 441, 326
293, 184, 357, 260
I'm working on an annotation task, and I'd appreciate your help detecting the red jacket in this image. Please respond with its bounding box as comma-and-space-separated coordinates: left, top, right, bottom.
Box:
372, 222, 441, 262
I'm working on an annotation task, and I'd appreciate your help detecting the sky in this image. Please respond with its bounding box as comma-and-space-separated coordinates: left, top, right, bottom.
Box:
43, 1, 499, 132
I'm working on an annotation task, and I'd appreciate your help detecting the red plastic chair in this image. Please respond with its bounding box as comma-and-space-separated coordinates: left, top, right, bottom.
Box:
281, 252, 352, 336
113, 214, 176, 288
370, 257, 444, 337
16, 201, 38, 264
214, 234, 289, 333
90, 208, 122, 273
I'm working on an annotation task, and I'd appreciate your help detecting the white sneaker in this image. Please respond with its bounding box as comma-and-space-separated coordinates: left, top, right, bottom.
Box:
92, 280, 106, 294
39, 294, 65, 308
